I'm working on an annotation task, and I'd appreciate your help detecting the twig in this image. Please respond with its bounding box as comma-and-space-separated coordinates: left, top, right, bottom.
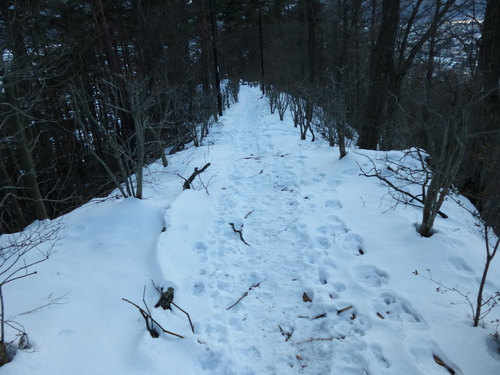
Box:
227, 282, 261, 310
313, 313, 327, 319
172, 302, 195, 334
337, 305, 353, 314
229, 223, 250, 246
295, 337, 344, 344
151, 281, 194, 333
122, 298, 184, 338
19, 292, 71, 316
227, 292, 249, 310
278, 325, 294, 341
180, 163, 211, 190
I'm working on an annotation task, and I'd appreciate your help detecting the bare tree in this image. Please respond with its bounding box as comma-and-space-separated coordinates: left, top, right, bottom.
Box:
474, 224, 500, 327
315, 83, 351, 159
358, 0, 400, 150
418, 131, 466, 237
0, 220, 61, 366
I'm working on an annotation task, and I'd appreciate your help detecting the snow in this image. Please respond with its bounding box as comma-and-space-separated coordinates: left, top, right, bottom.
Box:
1, 85, 499, 375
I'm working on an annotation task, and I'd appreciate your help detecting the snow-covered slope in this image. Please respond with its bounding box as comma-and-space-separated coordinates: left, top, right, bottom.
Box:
1, 85, 499, 374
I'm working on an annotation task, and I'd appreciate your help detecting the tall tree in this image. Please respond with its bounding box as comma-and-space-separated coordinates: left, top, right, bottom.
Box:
358, 0, 400, 150
0, 0, 48, 222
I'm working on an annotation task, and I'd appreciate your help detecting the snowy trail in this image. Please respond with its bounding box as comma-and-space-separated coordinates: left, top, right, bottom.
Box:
2, 85, 500, 375
159, 87, 453, 374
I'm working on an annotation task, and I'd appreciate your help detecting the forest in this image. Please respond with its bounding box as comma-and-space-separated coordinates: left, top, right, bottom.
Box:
0, 0, 499, 235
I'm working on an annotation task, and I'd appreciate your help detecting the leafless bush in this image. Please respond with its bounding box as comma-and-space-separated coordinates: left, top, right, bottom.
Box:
0, 220, 61, 366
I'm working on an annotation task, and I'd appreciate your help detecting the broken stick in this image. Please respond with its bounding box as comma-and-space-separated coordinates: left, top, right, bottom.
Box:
179, 163, 211, 190
226, 282, 261, 310
229, 223, 250, 246
122, 298, 184, 339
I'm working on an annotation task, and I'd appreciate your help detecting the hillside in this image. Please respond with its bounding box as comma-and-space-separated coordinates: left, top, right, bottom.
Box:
1, 85, 499, 375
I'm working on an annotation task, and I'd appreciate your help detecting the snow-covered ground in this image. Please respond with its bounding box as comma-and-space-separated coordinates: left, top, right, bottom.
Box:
1, 85, 499, 374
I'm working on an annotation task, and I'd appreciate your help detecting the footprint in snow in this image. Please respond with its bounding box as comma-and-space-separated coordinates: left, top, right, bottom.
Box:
312, 173, 326, 182
193, 241, 208, 262
325, 215, 350, 234
369, 343, 390, 369
325, 199, 343, 210
328, 179, 342, 187
333, 282, 346, 292
448, 256, 475, 275
351, 265, 388, 287
306, 202, 317, 212
303, 249, 321, 264
322, 179, 342, 193
68, 224, 86, 236
193, 241, 208, 254
317, 267, 330, 284
193, 281, 206, 297
328, 282, 347, 300
342, 232, 366, 255
340, 168, 358, 176
314, 236, 331, 249
242, 346, 261, 361
371, 290, 423, 324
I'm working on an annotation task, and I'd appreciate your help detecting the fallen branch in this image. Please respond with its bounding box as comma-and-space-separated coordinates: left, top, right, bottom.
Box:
227, 282, 261, 310
151, 281, 195, 333
172, 302, 195, 334
434, 355, 456, 375
278, 325, 294, 341
229, 223, 250, 246
179, 163, 211, 190
295, 337, 345, 344
337, 305, 353, 315
122, 298, 184, 339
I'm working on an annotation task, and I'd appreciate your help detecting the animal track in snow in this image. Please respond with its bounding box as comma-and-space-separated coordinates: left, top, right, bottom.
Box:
312, 173, 326, 182
369, 343, 390, 368
351, 265, 388, 287
193, 241, 208, 254
342, 232, 366, 255
340, 168, 358, 176
327, 179, 342, 187
306, 203, 317, 212
303, 249, 321, 264
325, 199, 343, 210
193, 281, 206, 296
325, 215, 350, 234
193, 241, 209, 262
448, 256, 474, 275
317, 267, 330, 284
314, 236, 331, 249
68, 224, 86, 236
371, 290, 423, 324
323, 179, 342, 193
332, 282, 346, 292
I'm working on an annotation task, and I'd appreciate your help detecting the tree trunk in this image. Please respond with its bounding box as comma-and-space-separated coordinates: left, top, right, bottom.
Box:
4, 84, 48, 221
358, 0, 400, 150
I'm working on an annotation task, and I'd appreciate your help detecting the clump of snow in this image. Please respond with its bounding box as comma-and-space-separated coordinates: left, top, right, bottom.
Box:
1, 85, 499, 374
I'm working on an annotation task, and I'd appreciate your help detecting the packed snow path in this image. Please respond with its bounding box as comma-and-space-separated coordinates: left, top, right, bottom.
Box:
181, 88, 382, 374
156, 86, 499, 374
2, 85, 499, 375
